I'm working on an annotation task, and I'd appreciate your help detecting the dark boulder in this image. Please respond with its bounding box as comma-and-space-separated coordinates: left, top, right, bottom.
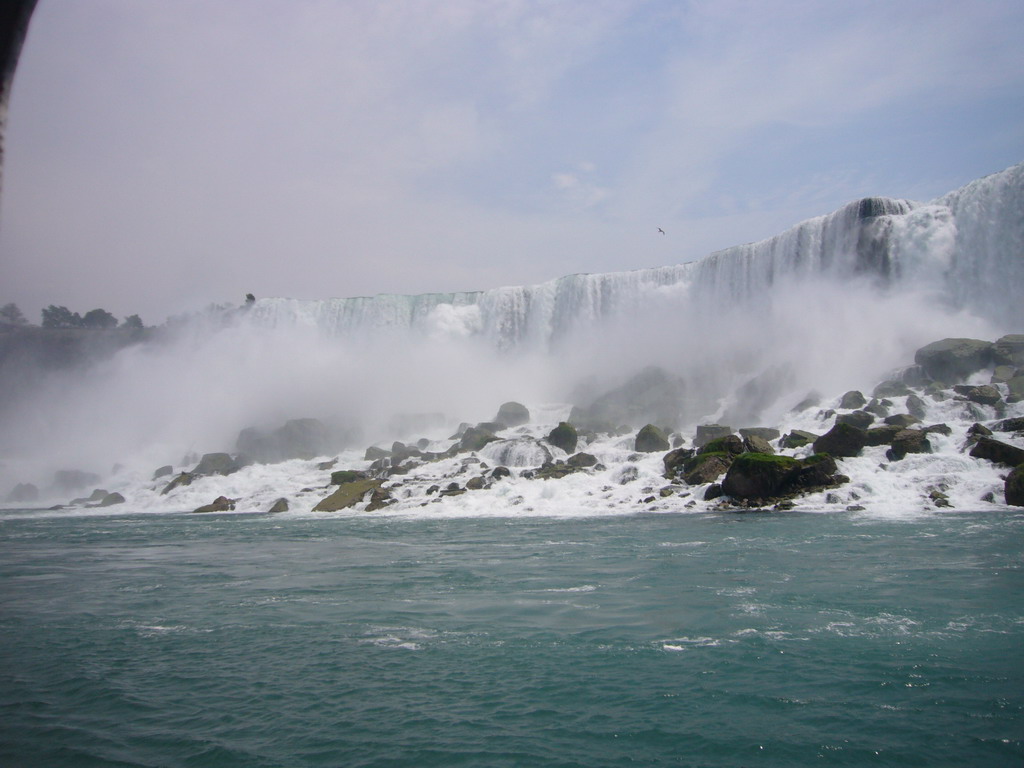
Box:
864, 399, 890, 418
953, 384, 1001, 406
780, 430, 818, 449
837, 410, 874, 429
906, 393, 927, 419
152, 465, 173, 480
923, 423, 952, 436
914, 338, 993, 383
96, 492, 125, 507
886, 430, 932, 461
865, 425, 903, 446
700, 435, 744, 456
839, 390, 867, 409
813, 423, 867, 458
193, 496, 235, 514
490, 466, 512, 479
364, 445, 391, 461
694, 424, 732, 448
547, 422, 578, 454
663, 447, 695, 478
792, 454, 840, 489
458, 425, 500, 453
567, 452, 598, 468
996, 417, 1024, 432
494, 401, 530, 428
192, 452, 243, 476
872, 380, 911, 398
993, 334, 1024, 367
465, 476, 486, 491
742, 435, 775, 455
635, 424, 669, 453
970, 437, 1024, 467
331, 469, 368, 485
704, 484, 724, 501
160, 472, 194, 495
313, 479, 383, 511
739, 427, 780, 442
682, 453, 732, 485
722, 453, 801, 500
1005, 466, 1024, 507
884, 413, 921, 428
267, 498, 289, 513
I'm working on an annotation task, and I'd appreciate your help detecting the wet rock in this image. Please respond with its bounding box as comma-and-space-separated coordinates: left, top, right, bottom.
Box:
567, 452, 598, 468
546, 422, 578, 454
923, 423, 952, 437
993, 334, 1024, 367
331, 470, 368, 485
884, 413, 921, 428
694, 424, 733, 448
704, 484, 724, 501
494, 401, 530, 428
71, 489, 108, 505
465, 476, 486, 491
790, 392, 821, 412
906, 393, 927, 420
365, 486, 393, 511
739, 427, 780, 442
160, 472, 194, 496
886, 430, 932, 461
193, 496, 235, 514
865, 425, 902, 446
635, 424, 669, 453
837, 410, 874, 429
914, 338, 993, 383
364, 446, 391, 461
268, 497, 289, 513
969, 437, 1024, 467
317, 459, 338, 470
313, 479, 383, 511
490, 466, 512, 480
722, 453, 800, 500
458, 425, 500, 453
152, 465, 173, 480
813, 423, 867, 458
663, 447, 695, 478
6, 482, 38, 503
1005, 466, 1024, 506
192, 453, 243, 477
483, 437, 552, 467
864, 399, 889, 418
953, 384, 1001, 406
95, 492, 125, 507
682, 453, 732, 485
742, 435, 775, 455
839, 390, 867, 409
995, 417, 1024, 433
872, 380, 911, 398
699, 435, 744, 457
780, 430, 818, 449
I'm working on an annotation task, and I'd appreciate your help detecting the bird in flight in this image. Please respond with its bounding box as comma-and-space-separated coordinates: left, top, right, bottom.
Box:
657, 228, 665, 235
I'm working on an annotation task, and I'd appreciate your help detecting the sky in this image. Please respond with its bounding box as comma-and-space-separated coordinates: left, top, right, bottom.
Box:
0, 0, 1022, 325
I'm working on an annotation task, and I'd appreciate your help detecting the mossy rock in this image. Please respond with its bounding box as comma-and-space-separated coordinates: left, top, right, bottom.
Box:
458, 426, 500, 453
700, 435, 743, 456
494, 401, 530, 427
812, 422, 866, 458
635, 424, 669, 452
1005, 465, 1024, 506
780, 430, 817, 449
682, 452, 732, 485
313, 479, 383, 511
722, 453, 800, 500
547, 422, 578, 454
331, 469, 368, 485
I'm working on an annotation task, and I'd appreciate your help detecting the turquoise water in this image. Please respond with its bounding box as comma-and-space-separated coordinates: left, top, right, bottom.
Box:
1, 509, 1021, 767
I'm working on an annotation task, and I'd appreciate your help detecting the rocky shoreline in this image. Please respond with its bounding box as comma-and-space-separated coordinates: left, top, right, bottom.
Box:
8, 334, 1024, 516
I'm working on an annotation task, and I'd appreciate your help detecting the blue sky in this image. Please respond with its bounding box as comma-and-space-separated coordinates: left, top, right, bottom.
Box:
1, 0, 1022, 323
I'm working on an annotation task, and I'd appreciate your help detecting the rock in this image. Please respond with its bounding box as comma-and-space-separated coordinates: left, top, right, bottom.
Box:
722, 453, 801, 500
969, 437, 1024, 467
906, 393, 927, 419
1005, 466, 1024, 506
615, 465, 639, 485
567, 452, 598, 468
995, 417, 1024, 433
901, 365, 930, 387
837, 410, 874, 429
546, 422, 578, 454
865, 425, 903, 446
813, 423, 867, 458
790, 392, 821, 412
366, 486, 393, 511
313, 479, 383, 511
193, 496, 235, 513
700, 435, 744, 456
465, 476, 486, 490
494, 401, 530, 428
704, 484, 724, 501
886, 430, 932, 461
991, 365, 1016, 384
739, 427, 780, 442
682, 453, 732, 485
1008, 376, 1024, 400
152, 465, 173, 480
694, 424, 733, 448
663, 447, 695, 478
793, 454, 840, 489
6, 482, 39, 503
635, 424, 669, 453
475, 421, 507, 434
364, 446, 391, 461
268, 497, 289, 513
317, 459, 338, 470
490, 466, 512, 479
839, 390, 867, 409
72, 489, 108, 505
923, 423, 952, 436
864, 399, 889, 418
883, 413, 921, 428
192, 453, 243, 476
780, 430, 818, 449
742, 435, 775, 455
993, 334, 1024, 367
160, 472, 194, 495
969, 422, 994, 437
331, 470, 368, 485
458, 425, 500, 453
953, 384, 1001, 406
872, 380, 911, 398
914, 338, 993, 383
95, 492, 125, 507
53, 469, 101, 494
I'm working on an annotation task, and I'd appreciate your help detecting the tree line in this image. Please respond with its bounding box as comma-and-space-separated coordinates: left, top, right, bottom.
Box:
0, 302, 144, 330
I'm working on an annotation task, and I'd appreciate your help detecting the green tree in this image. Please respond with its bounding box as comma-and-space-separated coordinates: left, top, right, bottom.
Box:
121, 314, 144, 329
41, 305, 82, 328
0, 303, 27, 325
81, 308, 118, 329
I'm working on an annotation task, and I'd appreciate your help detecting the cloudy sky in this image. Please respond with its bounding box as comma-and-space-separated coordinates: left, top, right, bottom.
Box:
1, 0, 1022, 324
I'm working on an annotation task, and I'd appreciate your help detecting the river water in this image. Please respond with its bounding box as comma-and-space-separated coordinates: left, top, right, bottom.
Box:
1, 508, 1021, 766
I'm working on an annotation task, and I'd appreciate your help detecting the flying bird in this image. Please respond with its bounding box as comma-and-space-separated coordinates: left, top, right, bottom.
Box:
657, 228, 665, 235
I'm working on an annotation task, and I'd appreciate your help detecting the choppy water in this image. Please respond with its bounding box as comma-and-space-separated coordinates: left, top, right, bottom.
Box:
1, 509, 1022, 767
